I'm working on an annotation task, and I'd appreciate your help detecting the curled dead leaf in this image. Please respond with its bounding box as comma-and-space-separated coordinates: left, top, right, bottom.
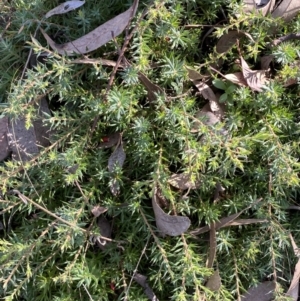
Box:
96, 216, 112, 251
41, 0, 139, 55
240, 56, 268, 92
224, 72, 248, 87
152, 186, 191, 236
45, 1, 85, 19
168, 173, 201, 190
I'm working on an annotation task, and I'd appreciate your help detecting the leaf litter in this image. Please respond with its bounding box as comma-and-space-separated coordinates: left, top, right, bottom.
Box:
4, 0, 300, 299
41, 0, 139, 55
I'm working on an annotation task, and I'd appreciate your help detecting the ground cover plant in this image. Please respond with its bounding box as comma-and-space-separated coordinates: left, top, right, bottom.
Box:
1, 0, 300, 300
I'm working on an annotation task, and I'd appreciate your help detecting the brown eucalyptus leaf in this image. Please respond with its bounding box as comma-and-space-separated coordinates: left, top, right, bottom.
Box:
206, 270, 222, 292
168, 173, 201, 190
241, 281, 275, 301
33, 97, 52, 148
260, 55, 275, 70
138, 72, 164, 102
0, 117, 10, 161
272, 0, 300, 22
108, 143, 126, 172
7, 117, 39, 161
98, 132, 121, 149
133, 273, 159, 301
41, 0, 139, 55
216, 31, 244, 54
96, 216, 111, 251
224, 72, 248, 87
45, 1, 85, 18
243, 0, 275, 16
152, 187, 191, 236
91, 205, 108, 217
241, 56, 267, 92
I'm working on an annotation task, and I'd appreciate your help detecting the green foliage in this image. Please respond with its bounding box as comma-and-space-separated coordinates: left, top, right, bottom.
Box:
1, 0, 300, 300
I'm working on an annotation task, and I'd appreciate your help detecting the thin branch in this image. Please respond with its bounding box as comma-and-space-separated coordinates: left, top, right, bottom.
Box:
272, 32, 300, 46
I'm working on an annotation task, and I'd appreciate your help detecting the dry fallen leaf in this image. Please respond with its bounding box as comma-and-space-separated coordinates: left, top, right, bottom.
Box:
96, 216, 112, 251
244, 0, 275, 16
41, 0, 139, 55
240, 56, 267, 92
108, 143, 126, 172
108, 142, 126, 196
91, 205, 108, 217
45, 1, 85, 19
7, 117, 39, 161
98, 132, 121, 149
133, 273, 159, 301
260, 55, 274, 70
286, 234, 300, 299
196, 82, 226, 121
186, 67, 208, 81
224, 72, 248, 87
216, 31, 244, 54
207, 222, 217, 269
272, 0, 300, 22
206, 270, 222, 292
33, 97, 52, 148
152, 186, 191, 236
138, 72, 164, 102
168, 173, 201, 190
240, 281, 275, 301
0, 117, 10, 161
